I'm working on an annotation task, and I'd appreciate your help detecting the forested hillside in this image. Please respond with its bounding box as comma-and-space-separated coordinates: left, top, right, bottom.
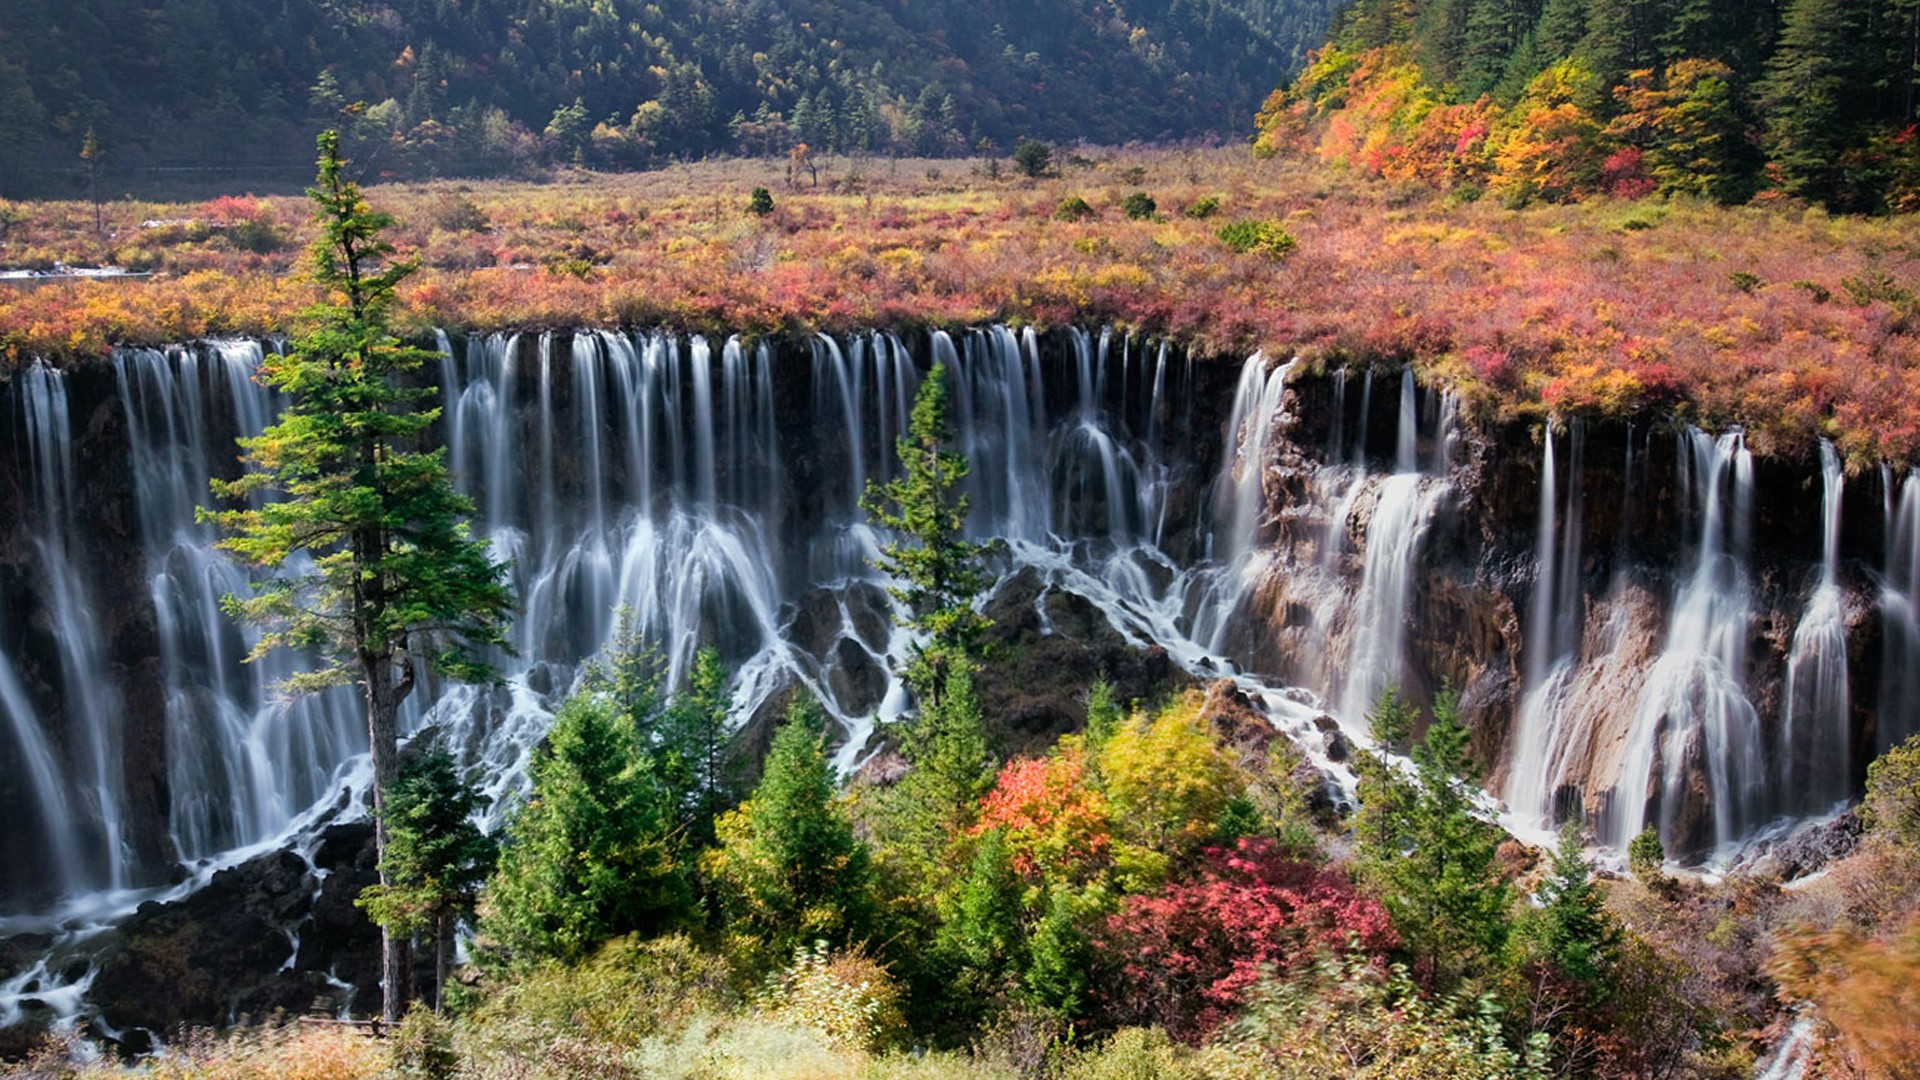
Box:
1259, 0, 1920, 211
0, 0, 1338, 197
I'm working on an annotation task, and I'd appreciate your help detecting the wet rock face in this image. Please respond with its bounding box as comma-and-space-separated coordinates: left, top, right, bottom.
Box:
1249, 373, 1895, 862
89, 824, 379, 1048
976, 566, 1186, 757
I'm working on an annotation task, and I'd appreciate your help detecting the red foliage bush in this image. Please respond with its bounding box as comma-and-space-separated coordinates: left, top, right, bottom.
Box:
1093, 838, 1397, 1041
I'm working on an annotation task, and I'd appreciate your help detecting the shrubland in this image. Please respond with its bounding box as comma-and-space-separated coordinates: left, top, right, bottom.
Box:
6, 144, 1920, 466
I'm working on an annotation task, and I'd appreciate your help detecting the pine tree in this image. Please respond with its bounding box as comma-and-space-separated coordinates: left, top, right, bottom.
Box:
863, 360, 992, 715
1757, 0, 1867, 205
1355, 687, 1513, 990
483, 694, 688, 964
206, 130, 512, 1021
705, 695, 875, 960
357, 748, 495, 1011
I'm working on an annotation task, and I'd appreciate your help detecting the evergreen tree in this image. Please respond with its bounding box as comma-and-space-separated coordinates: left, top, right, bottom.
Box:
483, 694, 689, 964
206, 130, 513, 1021
1524, 820, 1620, 995
357, 748, 496, 1011
1355, 687, 1513, 990
705, 695, 875, 960
1757, 0, 1867, 206
863, 360, 992, 700
660, 644, 737, 839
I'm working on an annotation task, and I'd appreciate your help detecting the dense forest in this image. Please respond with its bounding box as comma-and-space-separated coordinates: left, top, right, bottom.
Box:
0, 0, 1342, 197
1260, 0, 1920, 211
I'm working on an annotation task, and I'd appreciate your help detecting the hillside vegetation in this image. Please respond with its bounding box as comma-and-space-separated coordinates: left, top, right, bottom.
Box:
8, 148, 1920, 465
1259, 0, 1920, 212
0, 0, 1340, 197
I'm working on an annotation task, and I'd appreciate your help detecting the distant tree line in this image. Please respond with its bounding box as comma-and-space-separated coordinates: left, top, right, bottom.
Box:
0, 0, 1343, 197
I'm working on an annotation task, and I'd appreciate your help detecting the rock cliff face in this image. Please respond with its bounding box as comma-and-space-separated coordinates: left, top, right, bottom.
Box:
1238, 370, 1889, 860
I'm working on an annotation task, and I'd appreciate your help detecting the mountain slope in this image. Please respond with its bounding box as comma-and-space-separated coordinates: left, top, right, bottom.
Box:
0, 0, 1335, 195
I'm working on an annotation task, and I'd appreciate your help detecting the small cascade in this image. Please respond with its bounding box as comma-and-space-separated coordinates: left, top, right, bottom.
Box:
1880, 471, 1920, 753
1506, 420, 1586, 825
1781, 441, 1851, 814
16, 363, 131, 893
1335, 368, 1442, 724
1609, 429, 1764, 857
0, 597, 80, 894
1395, 368, 1417, 474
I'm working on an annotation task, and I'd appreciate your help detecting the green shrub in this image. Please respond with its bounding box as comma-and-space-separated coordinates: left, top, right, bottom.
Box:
1013, 140, 1052, 178
1120, 192, 1157, 220
1183, 194, 1223, 219
1216, 219, 1296, 259
1729, 270, 1761, 293
1628, 828, 1666, 880
391, 1006, 460, 1080
1056, 195, 1095, 221
1794, 279, 1833, 303
747, 187, 775, 215
462, 934, 734, 1069
1057, 1027, 1207, 1080
1867, 734, 1920, 847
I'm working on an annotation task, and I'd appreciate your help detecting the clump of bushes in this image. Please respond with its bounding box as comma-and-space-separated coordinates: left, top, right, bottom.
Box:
1216, 219, 1296, 259
1121, 192, 1157, 220
1056, 195, 1095, 222
1183, 194, 1223, 218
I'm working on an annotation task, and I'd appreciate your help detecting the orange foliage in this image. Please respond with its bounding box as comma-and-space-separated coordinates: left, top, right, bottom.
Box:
1769, 916, 1920, 1079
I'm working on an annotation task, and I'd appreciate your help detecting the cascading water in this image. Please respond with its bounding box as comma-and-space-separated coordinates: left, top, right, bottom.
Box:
1505, 421, 1586, 826
0, 329, 1334, 937
1608, 429, 1765, 857
1335, 367, 1445, 724
1780, 441, 1851, 815
1879, 470, 1920, 754
15, 363, 131, 896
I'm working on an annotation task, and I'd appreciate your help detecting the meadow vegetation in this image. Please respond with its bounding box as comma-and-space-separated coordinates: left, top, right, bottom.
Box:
6, 146, 1920, 465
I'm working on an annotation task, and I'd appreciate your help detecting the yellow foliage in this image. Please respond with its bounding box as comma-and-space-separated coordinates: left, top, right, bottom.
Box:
1096, 691, 1244, 860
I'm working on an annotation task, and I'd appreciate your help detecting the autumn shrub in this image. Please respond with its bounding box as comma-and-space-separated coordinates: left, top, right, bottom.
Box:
757, 942, 907, 1053
1768, 916, 1920, 1079
120, 1025, 390, 1080
1215, 220, 1295, 259
1096, 693, 1246, 880
1093, 838, 1396, 1041
974, 745, 1112, 883
1202, 953, 1549, 1080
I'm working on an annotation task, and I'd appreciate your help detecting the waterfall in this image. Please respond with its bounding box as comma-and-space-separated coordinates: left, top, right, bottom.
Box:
1196, 353, 1292, 653
16, 363, 131, 892
1336, 368, 1441, 724
1609, 429, 1764, 857
2, 328, 1304, 923
1780, 441, 1851, 814
1506, 420, 1586, 826
1880, 471, 1920, 753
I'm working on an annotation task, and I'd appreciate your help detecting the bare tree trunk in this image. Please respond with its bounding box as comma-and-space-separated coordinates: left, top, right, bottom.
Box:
366, 650, 407, 1024
435, 911, 448, 1013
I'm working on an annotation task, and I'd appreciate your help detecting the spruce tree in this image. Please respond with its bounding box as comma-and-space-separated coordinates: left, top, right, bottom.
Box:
705, 695, 875, 960
1757, 0, 1864, 205
863, 359, 992, 697
483, 694, 688, 964
357, 748, 495, 1011
1355, 687, 1513, 990
206, 130, 513, 1021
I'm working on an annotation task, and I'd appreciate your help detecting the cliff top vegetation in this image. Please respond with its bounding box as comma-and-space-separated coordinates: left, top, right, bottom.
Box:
5, 145, 1920, 466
